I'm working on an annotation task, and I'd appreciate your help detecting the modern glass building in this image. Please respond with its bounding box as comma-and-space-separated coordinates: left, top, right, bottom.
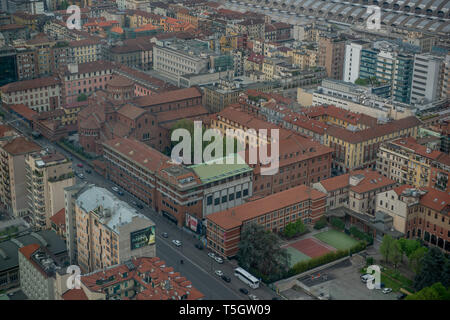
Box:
0, 46, 17, 87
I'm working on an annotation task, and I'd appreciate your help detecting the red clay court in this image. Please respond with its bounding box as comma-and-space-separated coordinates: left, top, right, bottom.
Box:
288, 238, 335, 258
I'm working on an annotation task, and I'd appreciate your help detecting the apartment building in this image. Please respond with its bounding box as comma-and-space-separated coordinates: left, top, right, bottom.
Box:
377, 136, 450, 191
410, 53, 444, 104
107, 38, 154, 71
75, 185, 156, 273
69, 38, 102, 64
317, 34, 346, 80
206, 185, 326, 257
59, 257, 204, 300
18, 244, 61, 300
203, 79, 243, 113
227, 18, 265, 40
343, 40, 371, 83
25, 151, 75, 230
0, 137, 41, 217
375, 185, 449, 252
313, 169, 396, 216
61, 61, 114, 104
324, 116, 422, 174
1, 74, 61, 112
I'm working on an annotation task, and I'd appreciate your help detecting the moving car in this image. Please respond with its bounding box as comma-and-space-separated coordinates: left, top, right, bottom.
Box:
215, 270, 223, 277
248, 294, 259, 300
382, 288, 392, 294
77, 163, 83, 168
111, 186, 119, 192
221, 275, 231, 283
208, 252, 216, 259
117, 190, 124, 196
172, 239, 182, 247
161, 232, 168, 238
215, 256, 224, 264
78, 173, 84, 179
239, 288, 249, 295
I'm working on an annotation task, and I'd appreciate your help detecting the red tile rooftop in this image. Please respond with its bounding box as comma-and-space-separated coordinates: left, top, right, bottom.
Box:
207, 185, 326, 230
7, 104, 37, 121
2, 136, 40, 155
1, 77, 61, 93
134, 87, 201, 107
50, 208, 65, 228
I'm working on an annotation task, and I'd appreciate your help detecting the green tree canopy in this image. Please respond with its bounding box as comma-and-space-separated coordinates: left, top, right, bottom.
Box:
406, 282, 450, 300
408, 246, 428, 274
389, 240, 402, 269
414, 247, 448, 291
283, 219, 306, 239
379, 235, 395, 264
237, 223, 290, 282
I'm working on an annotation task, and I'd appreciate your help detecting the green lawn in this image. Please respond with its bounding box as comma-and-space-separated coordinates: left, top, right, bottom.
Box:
314, 230, 359, 251
285, 246, 311, 268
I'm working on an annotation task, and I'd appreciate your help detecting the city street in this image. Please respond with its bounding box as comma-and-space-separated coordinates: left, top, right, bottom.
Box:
1, 108, 280, 300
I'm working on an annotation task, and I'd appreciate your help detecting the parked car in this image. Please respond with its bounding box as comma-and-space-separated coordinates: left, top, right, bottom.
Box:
172, 239, 182, 247
78, 173, 84, 179
215, 270, 223, 277
161, 232, 168, 238
360, 274, 375, 283
111, 186, 119, 192
77, 163, 83, 168
221, 275, 231, 283
136, 203, 144, 209
215, 256, 224, 264
239, 288, 249, 295
208, 252, 216, 259
195, 244, 203, 250
397, 293, 407, 300
248, 294, 259, 300
382, 288, 392, 294
117, 190, 124, 196
85, 169, 92, 174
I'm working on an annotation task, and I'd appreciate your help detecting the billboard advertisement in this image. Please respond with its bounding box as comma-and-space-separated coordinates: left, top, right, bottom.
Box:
130, 226, 155, 250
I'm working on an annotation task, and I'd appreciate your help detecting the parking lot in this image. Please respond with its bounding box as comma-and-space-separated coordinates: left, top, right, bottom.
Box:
298, 257, 397, 300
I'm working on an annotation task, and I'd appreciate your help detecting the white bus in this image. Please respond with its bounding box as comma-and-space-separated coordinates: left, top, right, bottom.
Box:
234, 267, 260, 289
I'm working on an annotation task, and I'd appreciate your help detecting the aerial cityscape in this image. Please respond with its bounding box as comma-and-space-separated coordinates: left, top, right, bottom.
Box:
0, 0, 449, 305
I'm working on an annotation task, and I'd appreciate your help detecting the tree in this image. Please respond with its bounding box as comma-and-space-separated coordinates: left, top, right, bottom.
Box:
408, 247, 428, 274
406, 282, 450, 300
237, 223, 290, 282
442, 259, 450, 288
314, 217, 327, 230
379, 235, 395, 264
283, 220, 306, 239
414, 247, 447, 291
398, 238, 421, 262
389, 240, 402, 269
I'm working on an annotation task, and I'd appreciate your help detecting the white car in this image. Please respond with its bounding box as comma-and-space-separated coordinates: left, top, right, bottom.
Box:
215, 270, 223, 277
78, 173, 84, 179
208, 252, 216, 259
360, 274, 375, 283
382, 288, 392, 294
248, 294, 259, 300
172, 240, 182, 247
111, 186, 119, 192
215, 256, 224, 264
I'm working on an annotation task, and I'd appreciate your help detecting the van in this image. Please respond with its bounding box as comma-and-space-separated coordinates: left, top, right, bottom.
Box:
360, 274, 375, 283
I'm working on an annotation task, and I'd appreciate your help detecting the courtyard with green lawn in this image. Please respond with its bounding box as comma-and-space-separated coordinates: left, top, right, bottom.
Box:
314, 230, 359, 251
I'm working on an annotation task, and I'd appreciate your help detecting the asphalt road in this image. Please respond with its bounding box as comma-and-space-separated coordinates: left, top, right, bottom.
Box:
1, 109, 279, 300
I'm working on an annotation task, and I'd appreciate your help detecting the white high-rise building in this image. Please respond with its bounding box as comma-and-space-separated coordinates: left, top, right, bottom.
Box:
410, 53, 444, 104
343, 40, 370, 83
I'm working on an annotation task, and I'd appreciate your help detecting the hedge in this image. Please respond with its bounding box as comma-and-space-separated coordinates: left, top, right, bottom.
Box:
349, 226, 374, 245
314, 217, 327, 230
331, 217, 345, 230
290, 241, 366, 275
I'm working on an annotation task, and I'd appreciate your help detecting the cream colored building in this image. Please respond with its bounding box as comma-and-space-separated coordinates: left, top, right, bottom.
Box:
75, 186, 156, 273
0, 137, 41, 217
25, 151, 75, 230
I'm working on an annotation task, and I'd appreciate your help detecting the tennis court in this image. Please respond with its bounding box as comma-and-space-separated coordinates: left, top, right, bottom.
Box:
285, 246, 311, 268
289, 238, 334, 258
314, 230, 359, 251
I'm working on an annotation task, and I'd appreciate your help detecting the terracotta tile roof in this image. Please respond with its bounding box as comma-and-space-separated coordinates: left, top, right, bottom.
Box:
0, 24, 26, 31
349, 169, 396, 194
390, 137, 445, 161
63, 60, 114, 76
393, 184, 414, 196
18, 243, 40, 259
62, 289, 88, 300
156, 105, 208, 124
0, 125, 16, 138
2, 137, 40, 155
50, 208, 65, 228
1, 76, 61, 93
69, 38, 101, 47
117, 104, 146, 120
317, 173, 351, 192
7, 104, 37, 121
103, 137, 170, 173
107, 75, 134, 88
79, 256, 204, 300
134, 87, 202, 107
303, 105, 378, 128
325, 116, 422, 144
207, 185, 326, 230
419, 187, 450, 213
